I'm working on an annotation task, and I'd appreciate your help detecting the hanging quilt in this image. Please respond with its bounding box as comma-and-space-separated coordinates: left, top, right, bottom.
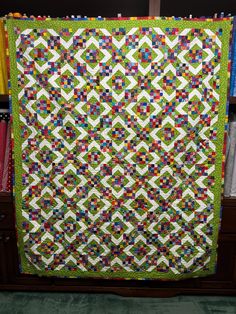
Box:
7, 17, 232, 280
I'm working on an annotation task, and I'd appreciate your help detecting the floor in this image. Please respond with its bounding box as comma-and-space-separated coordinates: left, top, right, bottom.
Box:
0, 292, 236, 314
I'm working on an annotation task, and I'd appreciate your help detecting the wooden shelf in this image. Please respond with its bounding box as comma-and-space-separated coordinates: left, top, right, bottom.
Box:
0, 95, 9, 103
229, 96, 236, 105
0, 192, 12, 203
222, 196, 236, 208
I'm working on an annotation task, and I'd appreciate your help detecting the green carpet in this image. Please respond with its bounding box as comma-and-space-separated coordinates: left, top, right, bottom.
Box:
0, 293, 236, 314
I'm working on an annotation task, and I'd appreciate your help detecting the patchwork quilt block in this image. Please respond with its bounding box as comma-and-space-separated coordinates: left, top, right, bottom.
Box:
7, 17, 232, 280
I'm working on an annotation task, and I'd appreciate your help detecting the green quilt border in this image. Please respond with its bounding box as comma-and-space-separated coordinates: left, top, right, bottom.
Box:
6, 17, 232, 280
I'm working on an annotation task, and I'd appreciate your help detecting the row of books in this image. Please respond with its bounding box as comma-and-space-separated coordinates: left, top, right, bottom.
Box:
225, 114, 236, 197
230, 18, 236, 97
225, 20, 236, 197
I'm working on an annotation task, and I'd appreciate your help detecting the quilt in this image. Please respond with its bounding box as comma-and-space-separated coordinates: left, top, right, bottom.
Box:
7, 17, 232, 280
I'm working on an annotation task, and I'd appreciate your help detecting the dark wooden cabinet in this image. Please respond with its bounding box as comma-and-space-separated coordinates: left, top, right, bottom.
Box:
0, 192, 236, 296
0, 230, 17, 284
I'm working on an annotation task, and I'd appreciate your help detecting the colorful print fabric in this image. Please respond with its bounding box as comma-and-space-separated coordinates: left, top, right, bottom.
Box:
0, 118, 8, 190
0, 19, 8, 94
7, 17, 232, 280
230, 17, 236, 96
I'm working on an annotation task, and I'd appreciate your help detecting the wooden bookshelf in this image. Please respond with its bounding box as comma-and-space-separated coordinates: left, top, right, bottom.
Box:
230, 96, 236, 105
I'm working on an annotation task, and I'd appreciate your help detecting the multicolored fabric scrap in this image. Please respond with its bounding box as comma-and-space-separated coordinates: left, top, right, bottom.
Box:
7, 17, 232, 280
230, 17, 236, 96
